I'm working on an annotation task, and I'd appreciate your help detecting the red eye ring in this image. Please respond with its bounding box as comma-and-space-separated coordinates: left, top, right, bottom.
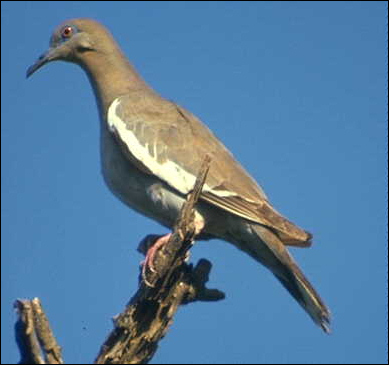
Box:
61, 26, 73, 38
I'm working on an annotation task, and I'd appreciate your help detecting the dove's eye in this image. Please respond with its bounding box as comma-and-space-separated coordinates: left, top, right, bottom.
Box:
61, 26, 74, 39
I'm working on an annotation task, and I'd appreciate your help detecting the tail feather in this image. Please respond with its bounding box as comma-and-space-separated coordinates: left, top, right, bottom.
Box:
274, 264, 331, 333
240, 224, 331, 333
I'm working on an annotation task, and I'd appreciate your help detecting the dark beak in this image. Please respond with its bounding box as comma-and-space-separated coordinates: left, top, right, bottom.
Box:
26, 48, 58, 78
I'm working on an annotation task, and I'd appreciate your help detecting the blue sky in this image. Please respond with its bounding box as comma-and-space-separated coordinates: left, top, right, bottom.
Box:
1, 2, 387, 364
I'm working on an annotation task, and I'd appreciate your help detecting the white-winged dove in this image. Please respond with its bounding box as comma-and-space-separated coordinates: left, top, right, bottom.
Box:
27, 18, 330, 333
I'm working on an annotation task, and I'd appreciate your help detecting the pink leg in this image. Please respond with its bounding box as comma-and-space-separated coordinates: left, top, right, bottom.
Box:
142, 233, 172, 282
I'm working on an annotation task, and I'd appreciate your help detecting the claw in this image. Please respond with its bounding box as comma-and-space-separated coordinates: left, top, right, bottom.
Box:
142, 233, 172, 285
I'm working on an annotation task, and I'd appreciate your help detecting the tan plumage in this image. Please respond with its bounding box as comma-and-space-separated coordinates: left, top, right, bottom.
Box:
27, 18, 331, 333
112, 90, 312, 246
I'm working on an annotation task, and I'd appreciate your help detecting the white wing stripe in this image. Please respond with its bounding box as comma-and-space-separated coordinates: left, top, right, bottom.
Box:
107, 98, 237, 198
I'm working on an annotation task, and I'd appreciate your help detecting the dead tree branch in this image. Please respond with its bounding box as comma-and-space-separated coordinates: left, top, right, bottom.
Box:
14, 155, 225, 364
14, 298, 63, 364
95, 154, 225, 364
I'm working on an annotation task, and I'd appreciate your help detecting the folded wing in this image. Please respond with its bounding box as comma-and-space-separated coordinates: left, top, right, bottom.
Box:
107, 90, 311, 247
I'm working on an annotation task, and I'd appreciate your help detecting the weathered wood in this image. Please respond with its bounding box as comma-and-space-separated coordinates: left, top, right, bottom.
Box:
95, 155, 225, 364
14, 155, 225, 364
14, 298, 64, 364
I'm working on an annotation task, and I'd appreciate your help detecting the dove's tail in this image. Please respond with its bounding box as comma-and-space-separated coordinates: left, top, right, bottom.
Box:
237, 223, 331, 333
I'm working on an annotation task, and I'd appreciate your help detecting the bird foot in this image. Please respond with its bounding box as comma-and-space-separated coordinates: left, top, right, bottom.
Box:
142, 233, 172, 286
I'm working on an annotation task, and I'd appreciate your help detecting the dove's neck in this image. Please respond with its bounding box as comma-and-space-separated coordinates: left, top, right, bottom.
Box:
79, 45, 152, 121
